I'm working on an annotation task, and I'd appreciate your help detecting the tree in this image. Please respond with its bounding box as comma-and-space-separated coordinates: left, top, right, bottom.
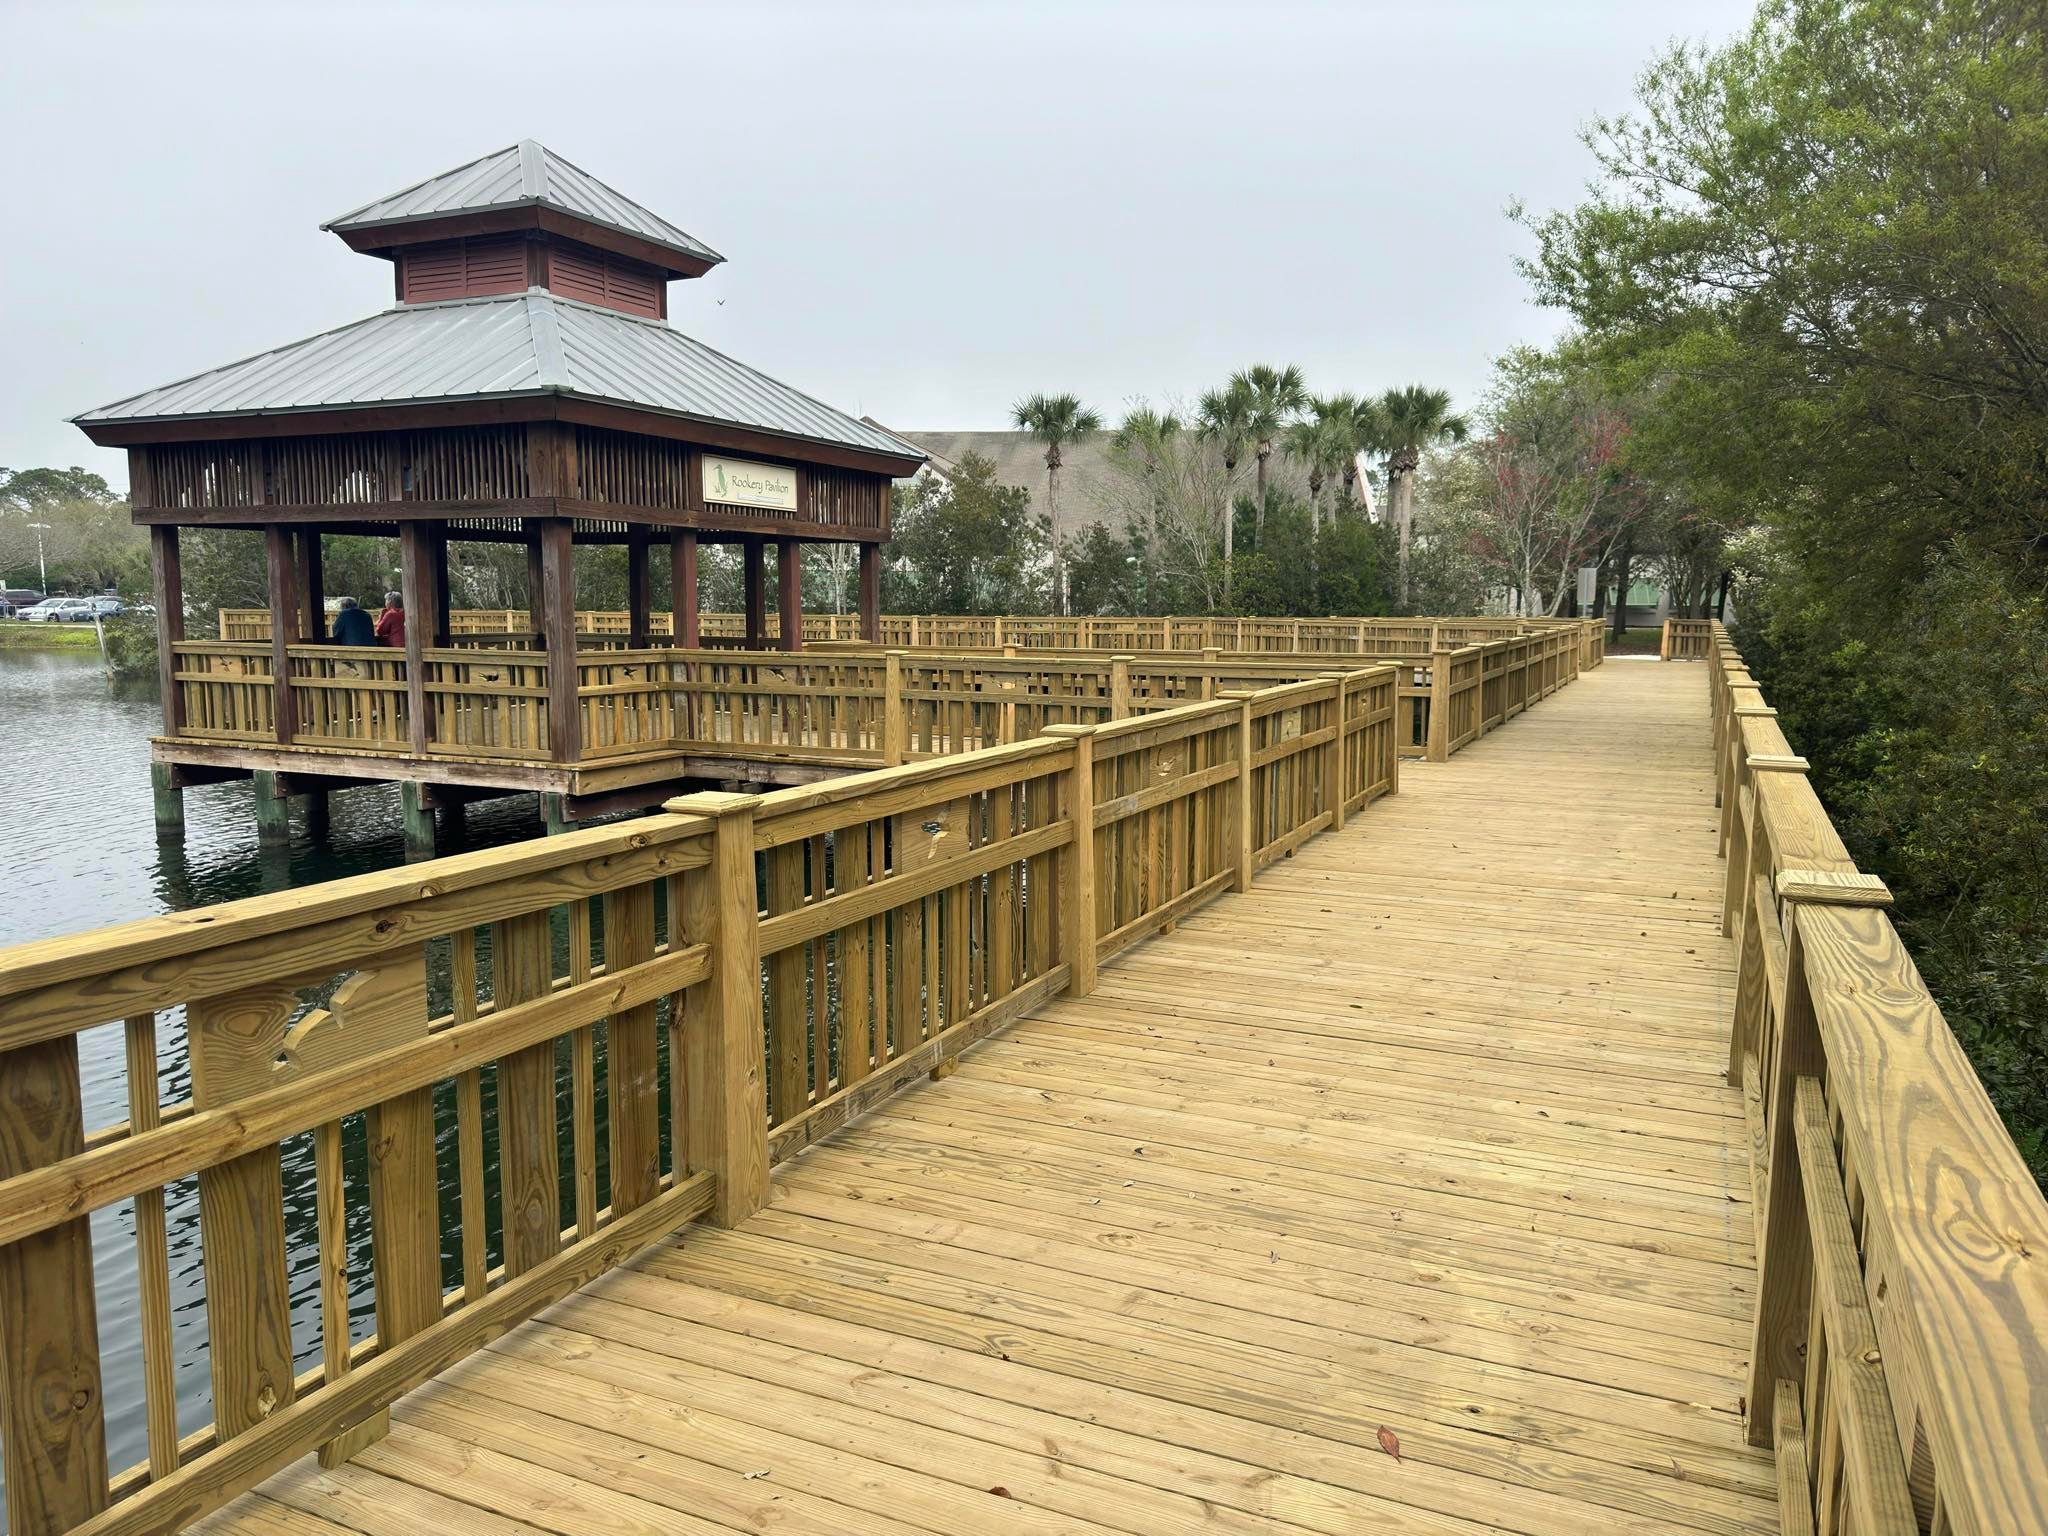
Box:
1195, 380, 1255, 600
1065, 522, 1140, 616
1283, 394, 1360, 534
1110, 404, 1181, 607
1362, 386, 1468, 609
1514, 0, 2048, 1179
1232, 364, 1308, 539
0, 466, 140, 595
1010, 392, 1102, 615
884, 453, 1049, 615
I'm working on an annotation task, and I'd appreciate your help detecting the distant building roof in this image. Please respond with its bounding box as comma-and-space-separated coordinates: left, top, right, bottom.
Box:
324, 140, 724, 273
76, 291, 922, 464
897, 428, 1313, 537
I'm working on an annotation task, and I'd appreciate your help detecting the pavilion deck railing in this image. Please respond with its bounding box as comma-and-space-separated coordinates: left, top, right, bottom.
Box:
164, 638, 1582, 775
0, 667, 1398, 1536
1708, 621, 2048, 1536
217, 608, 1608, 671
1661, 617, 1716, 660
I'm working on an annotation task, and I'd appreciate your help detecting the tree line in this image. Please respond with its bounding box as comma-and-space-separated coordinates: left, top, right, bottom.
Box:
1515, 0, 2048, 1180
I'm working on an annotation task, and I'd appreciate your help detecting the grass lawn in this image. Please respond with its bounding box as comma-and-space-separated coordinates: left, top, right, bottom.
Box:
0, 621, 104, 649
1603, 626, 1666, 655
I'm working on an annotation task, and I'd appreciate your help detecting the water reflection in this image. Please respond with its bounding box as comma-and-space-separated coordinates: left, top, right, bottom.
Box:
1, 651, 629, 1486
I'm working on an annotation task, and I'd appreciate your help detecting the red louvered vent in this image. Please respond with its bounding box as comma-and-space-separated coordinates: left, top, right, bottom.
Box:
399, 236, 530, 303
545, 242, 664, 318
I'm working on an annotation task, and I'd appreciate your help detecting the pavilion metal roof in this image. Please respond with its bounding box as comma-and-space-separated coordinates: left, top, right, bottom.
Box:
72, 291, 923, 463
323, 141, 724, 269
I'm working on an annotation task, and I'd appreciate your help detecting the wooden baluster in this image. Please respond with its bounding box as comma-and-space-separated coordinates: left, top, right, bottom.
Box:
604, 880, 662, 1215
450, 928, 488, 1302
312, 1118, 366, 1468
669, 793, 770, 1227
123, 1014, 179, 1484
0, 1034, 108, 1534
838, 823, 875, 1086
764, 839, 809, 1126
808, 834, 833, 1100
493, 910, 562, 1276
186, 992, 297, 1443
567, 898, 597, 1238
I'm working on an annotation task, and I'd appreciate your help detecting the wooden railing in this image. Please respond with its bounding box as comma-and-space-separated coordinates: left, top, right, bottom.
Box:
217, 608, 1609, 670
1662, 616, 1715, 660
167, 639, 1582, 777
1708, 622, 2048, 1536
0, 668, 1400, 1535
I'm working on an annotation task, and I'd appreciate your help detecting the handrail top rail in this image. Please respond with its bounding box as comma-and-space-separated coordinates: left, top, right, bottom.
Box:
0, 813, 711, 1028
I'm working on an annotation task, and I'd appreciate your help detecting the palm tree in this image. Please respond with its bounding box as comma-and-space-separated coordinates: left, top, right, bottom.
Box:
1196, 379, 1255, 603
1112, 405, 1180, 599
1012, 392, 1103, 615
1233, 365, 1309, 540
1284, 394, 1360, 534
1364, 385, 1469, 608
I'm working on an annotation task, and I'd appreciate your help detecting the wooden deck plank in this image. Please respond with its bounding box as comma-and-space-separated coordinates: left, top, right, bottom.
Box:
203, 660, 1775, 1536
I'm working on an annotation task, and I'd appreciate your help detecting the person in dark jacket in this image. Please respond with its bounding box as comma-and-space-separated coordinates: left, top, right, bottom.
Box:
331, 595, 376, 645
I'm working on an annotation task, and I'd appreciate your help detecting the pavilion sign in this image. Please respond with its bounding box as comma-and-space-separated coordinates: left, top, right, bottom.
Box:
703, 455, 798, 512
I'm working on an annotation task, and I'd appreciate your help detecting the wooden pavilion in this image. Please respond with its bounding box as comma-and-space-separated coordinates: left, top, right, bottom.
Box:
73, 142, 922, 842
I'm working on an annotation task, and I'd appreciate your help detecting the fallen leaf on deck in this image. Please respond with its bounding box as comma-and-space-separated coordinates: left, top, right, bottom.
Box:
743, 1469, 771, 1480
989, 1486, 1013, 1498
1377, 1426, 1402, 1463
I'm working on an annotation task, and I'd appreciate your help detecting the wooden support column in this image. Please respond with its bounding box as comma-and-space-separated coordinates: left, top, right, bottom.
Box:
858, 543, 881, 643
1043, 726, 1098, 996
264, 525, 298, 744
296, 529, 324, 641
150, 525, 184, 736
539, 519, 580, 763
523, 523, 545, 640
670, 530, 700, 646
776, 538, 803, 652
742, 538, 765, 649
427, 526, 451, 644
627, 536, 652, 648
398, 522, 435, 756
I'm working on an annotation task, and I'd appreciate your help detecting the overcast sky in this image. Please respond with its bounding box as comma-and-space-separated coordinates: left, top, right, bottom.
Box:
1, 0, 1755, 487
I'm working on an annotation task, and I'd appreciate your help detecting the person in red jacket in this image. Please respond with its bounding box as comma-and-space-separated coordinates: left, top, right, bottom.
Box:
375, 590, 405, 648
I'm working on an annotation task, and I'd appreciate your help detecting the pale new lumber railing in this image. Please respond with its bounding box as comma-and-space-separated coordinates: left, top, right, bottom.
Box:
217, 608, 1609, 671
167, 644, 1560, 775
0, 667, 1400, 1535
1708, 622, 2048, 1536
1662, 616, 1715, 660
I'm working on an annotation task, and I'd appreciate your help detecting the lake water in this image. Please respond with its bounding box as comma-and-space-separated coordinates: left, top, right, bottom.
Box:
0, 649, 600, 1492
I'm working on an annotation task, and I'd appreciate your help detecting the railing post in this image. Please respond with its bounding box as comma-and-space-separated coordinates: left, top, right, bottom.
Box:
1427, 647, 1453, 762
1109, 655, 1133, 720
1325, 675, 1347, 831
1043, 726, 1098, 996
1221, 689, 1256, 892
1200, 646, 1221, 698
883, 650, 906, 766
1745, 869, 1894, 1448
667, 792, 770, 1228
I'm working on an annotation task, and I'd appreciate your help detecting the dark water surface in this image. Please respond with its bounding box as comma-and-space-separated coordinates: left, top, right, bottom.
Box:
0, 649, 588, 1493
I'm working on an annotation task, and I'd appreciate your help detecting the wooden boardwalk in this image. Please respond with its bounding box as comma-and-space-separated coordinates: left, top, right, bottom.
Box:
200, 660, 1774, 1536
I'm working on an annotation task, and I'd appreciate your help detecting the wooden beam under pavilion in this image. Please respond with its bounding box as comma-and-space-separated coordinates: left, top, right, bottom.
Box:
743, 538, 765, 649
670, 530, 699, 646
777, 538, 802, 653
264, 524, 299, 744
539, 518, 580, 763
858, 543, 880, 644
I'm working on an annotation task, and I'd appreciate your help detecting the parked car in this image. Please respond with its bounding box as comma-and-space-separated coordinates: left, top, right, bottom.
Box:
0, 589, 43, 615
52, 599, 100, 622
19, 599, 69, 622
84, 596, 125, 617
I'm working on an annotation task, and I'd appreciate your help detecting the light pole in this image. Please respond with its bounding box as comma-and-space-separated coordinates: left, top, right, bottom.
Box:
27, 522, 49, 591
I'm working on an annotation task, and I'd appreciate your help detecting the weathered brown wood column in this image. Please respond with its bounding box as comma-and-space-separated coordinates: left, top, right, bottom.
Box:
777, 538, 803, 652
524, 523, 545, 640
540, 518, 580, 762
398, 521, 438, 755
858, 543, 881, 643
670, 530, 700, 646
427, 525, 451, 643
264, 524, 299, 743
296, 529, 324, 640
743, 537, 765, 649
150, 525, 183, 734
627, 535, 652, 647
